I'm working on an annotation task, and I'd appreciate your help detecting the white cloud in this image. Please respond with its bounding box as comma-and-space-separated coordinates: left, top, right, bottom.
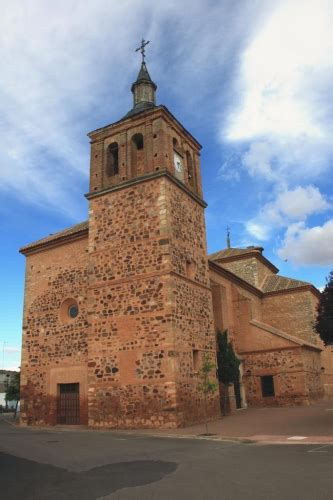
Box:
225, 0, 333, 184
227, 0, 333, 143
222, 0, 333, 264
0, 1, 118, 215
277, 186, 330, 219
4, 346, 20, 354
0, 0, 268, 216
278, 220, 333, 265
0, 1, 162, 215
218, 153, 241, 181
240, 136, 333, 184
246, 185, 330, 241
241, 141, 278, 181
246, 221, 270, 241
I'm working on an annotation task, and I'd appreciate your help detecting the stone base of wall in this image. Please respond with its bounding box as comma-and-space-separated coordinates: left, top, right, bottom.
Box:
20, 409, 221, 430
323, 384, 333, 399
20, 392, 221, 430
88, 415, 179, 429
218, 383, 238, 415
246, 395, 318, 407
19, 395, 89, 427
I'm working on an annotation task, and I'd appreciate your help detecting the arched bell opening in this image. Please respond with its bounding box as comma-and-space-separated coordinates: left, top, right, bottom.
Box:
131, 133, 144, 177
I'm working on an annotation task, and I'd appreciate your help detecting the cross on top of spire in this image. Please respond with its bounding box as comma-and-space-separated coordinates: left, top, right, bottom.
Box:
135, 38, 150, 62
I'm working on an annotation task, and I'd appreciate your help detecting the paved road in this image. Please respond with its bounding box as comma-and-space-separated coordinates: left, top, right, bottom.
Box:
1, 416, 333, 499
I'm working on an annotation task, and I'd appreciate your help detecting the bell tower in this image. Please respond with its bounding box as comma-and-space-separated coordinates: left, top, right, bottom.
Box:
85, 42, 220, 428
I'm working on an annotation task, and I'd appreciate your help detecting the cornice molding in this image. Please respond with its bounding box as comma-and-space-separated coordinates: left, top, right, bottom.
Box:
88, 105, 202, 151
85, 169, 207, 207
263, 284, 321, 299
19, 229, 88, 256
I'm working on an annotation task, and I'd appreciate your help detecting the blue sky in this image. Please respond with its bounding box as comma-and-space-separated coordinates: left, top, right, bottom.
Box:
1, 0, 333, 370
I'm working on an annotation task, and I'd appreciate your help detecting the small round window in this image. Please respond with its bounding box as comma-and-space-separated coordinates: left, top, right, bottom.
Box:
60, 298, 79, 323
68, 304, 78, 319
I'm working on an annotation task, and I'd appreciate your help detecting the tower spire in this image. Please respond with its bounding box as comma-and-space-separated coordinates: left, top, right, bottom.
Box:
125, 39, 157, 118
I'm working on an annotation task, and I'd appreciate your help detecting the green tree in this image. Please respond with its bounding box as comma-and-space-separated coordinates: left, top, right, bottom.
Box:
198, 352, 218, 435
315, 271, 333, 345
216, 330, 240, 385
5, 371, 20, 418
216, 330, 240, 414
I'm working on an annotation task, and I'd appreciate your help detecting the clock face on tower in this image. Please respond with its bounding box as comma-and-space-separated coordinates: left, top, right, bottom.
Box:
173, 152, 184, 180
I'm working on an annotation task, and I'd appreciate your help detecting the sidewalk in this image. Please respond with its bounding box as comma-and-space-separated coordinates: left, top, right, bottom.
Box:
4, 400, 333, 445
128, 399, 333, 444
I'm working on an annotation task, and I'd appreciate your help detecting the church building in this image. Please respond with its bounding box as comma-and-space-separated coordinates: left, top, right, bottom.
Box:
19, 45, 333, 428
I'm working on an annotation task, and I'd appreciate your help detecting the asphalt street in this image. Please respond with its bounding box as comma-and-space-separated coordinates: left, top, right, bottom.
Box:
1, 415, 333, 500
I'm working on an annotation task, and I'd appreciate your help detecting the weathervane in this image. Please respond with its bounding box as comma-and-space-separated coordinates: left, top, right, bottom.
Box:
135, 38, 150, 63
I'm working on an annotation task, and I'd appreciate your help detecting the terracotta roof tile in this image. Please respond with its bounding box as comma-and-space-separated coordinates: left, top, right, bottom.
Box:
209, 246, 264, 261
20, 221, 88, 253
262, 274, 311, 293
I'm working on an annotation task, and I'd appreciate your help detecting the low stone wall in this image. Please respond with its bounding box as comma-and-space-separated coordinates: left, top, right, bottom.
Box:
242, 346, 325, 407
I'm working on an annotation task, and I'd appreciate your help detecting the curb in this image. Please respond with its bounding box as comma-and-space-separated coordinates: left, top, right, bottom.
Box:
3, 419, 333, 446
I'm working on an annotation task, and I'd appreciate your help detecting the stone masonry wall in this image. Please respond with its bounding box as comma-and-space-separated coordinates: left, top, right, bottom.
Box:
242, 347, 310, 406
166, 181, 220, 424
209, 267, 328, 408
262, 290, 320, 345
20, 238, 89, 425
87, 177, 175, 428
210, 269, 263, 351
87, 175, 219, 428
321, 346, 333, 398
302, 349, 324, 400
242, 346, 324, 406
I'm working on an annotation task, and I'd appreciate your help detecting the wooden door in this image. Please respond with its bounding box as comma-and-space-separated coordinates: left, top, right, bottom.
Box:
57, 383, 80, 424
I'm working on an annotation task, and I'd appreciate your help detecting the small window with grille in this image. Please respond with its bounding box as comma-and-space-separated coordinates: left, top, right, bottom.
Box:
261, 375, 275, 397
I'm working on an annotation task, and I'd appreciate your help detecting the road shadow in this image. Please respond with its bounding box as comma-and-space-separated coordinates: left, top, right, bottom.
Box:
1, 452, 177, 499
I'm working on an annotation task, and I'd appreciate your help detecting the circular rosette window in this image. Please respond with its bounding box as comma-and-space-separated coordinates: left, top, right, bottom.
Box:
60, 298, 79, 323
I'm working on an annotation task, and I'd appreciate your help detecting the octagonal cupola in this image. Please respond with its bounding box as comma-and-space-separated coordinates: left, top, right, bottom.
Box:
131, 61, 157, 107
125, 39, 157, 118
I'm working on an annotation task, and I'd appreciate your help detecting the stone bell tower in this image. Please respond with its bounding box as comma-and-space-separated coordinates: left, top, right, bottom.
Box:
86, 41, 220, 428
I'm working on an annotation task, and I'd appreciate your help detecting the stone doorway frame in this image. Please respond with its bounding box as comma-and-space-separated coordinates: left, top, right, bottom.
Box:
47, 365, 88, 425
